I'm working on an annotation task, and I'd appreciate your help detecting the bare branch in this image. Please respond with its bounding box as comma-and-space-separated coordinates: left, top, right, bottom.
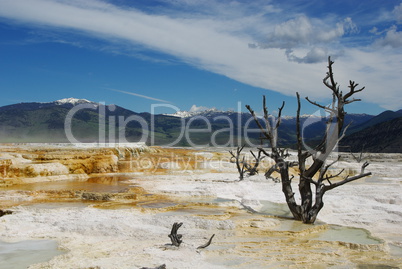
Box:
197, 234, 215, 249
319, 156, 340, 181
323, 162, 372, 192
275, 101, 285, 130
305, 97, 336, 113
323, 73, 333, 90
324, 57, 340, 96
345, 98, 362, 105
324, 168, 345, 183
262, 96, 272, 134
361, 161, 369, 174
246, 95, 282, 149
324, 172, 371, 192
247, 150, 265, 176
344, 80, 365, 102
246, 104, 271, 142
258, 147, 274, 159
264, 164, 279, 179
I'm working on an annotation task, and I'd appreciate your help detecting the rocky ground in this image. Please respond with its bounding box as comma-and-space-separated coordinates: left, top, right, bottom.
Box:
0, 144, 401, 268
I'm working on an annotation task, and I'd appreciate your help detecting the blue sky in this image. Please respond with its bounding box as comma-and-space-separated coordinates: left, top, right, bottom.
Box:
0, 0, 401, 115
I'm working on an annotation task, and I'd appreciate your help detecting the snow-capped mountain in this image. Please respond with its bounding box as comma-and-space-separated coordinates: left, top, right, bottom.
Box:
165, 108, 238, 118
0, 97, 102, 113
1, 97, 398, 151
165, 107, 373, 125
53, 97, 96, 106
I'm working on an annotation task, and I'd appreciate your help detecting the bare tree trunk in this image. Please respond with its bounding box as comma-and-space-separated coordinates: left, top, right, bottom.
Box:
278, 161, 302, 220
229, 146, 246, 180
168, 222, 183, 247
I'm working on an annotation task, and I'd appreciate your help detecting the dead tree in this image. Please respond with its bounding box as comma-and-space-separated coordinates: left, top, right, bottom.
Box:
167, 222, 215, 250
168, 222, 183, 247
229, 146, 265, 180
349, 144, 367, 163
246, 57, 372, 224
248, 150, 265, 176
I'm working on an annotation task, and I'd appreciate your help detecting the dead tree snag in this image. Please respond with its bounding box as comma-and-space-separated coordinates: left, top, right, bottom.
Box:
168, 222, 183, 247
229, 146, 265, 180
246, 57, 372, 224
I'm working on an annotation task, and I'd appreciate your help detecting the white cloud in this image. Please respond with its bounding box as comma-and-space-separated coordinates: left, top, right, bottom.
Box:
393, 3, 402, 23
286, 47, 329, 64
259, 16, 358, 62
189, 105, 213, 113
0, 0, 401, 110
274, 16, 313, 46
336, 48, 402, 111
370, 3, 402, 50
374, 26, 402, 48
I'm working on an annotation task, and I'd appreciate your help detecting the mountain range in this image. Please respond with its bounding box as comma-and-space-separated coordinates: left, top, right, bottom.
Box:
0, 98, 401, 152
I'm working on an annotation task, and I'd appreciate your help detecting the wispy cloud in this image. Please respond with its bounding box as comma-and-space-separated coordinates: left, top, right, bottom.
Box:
0, 0, 401, 109
108, 89, 171, 103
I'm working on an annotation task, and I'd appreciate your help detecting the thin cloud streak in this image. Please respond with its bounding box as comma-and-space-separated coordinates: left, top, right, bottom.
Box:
109, 89, 172, 103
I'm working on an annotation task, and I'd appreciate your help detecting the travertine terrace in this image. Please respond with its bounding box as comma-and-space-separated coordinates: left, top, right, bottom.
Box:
0, 143, 401, 268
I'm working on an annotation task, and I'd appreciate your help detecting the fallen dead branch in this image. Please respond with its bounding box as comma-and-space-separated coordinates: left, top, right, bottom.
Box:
197, 234, 215, 249
166, 222, 215, 251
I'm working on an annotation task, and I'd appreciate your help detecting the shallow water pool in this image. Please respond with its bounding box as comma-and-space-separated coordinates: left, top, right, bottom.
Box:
258, 200, 383, 245
0, 239, 65, 269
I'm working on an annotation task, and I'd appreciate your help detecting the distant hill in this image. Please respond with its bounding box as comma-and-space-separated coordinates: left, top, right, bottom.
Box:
340, 116, 402, 153
0, 98, 399, 152
0, 98, 142, 143
0, 98, 248, 145
346, 109, 402, 135
166, 108, 375, 145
